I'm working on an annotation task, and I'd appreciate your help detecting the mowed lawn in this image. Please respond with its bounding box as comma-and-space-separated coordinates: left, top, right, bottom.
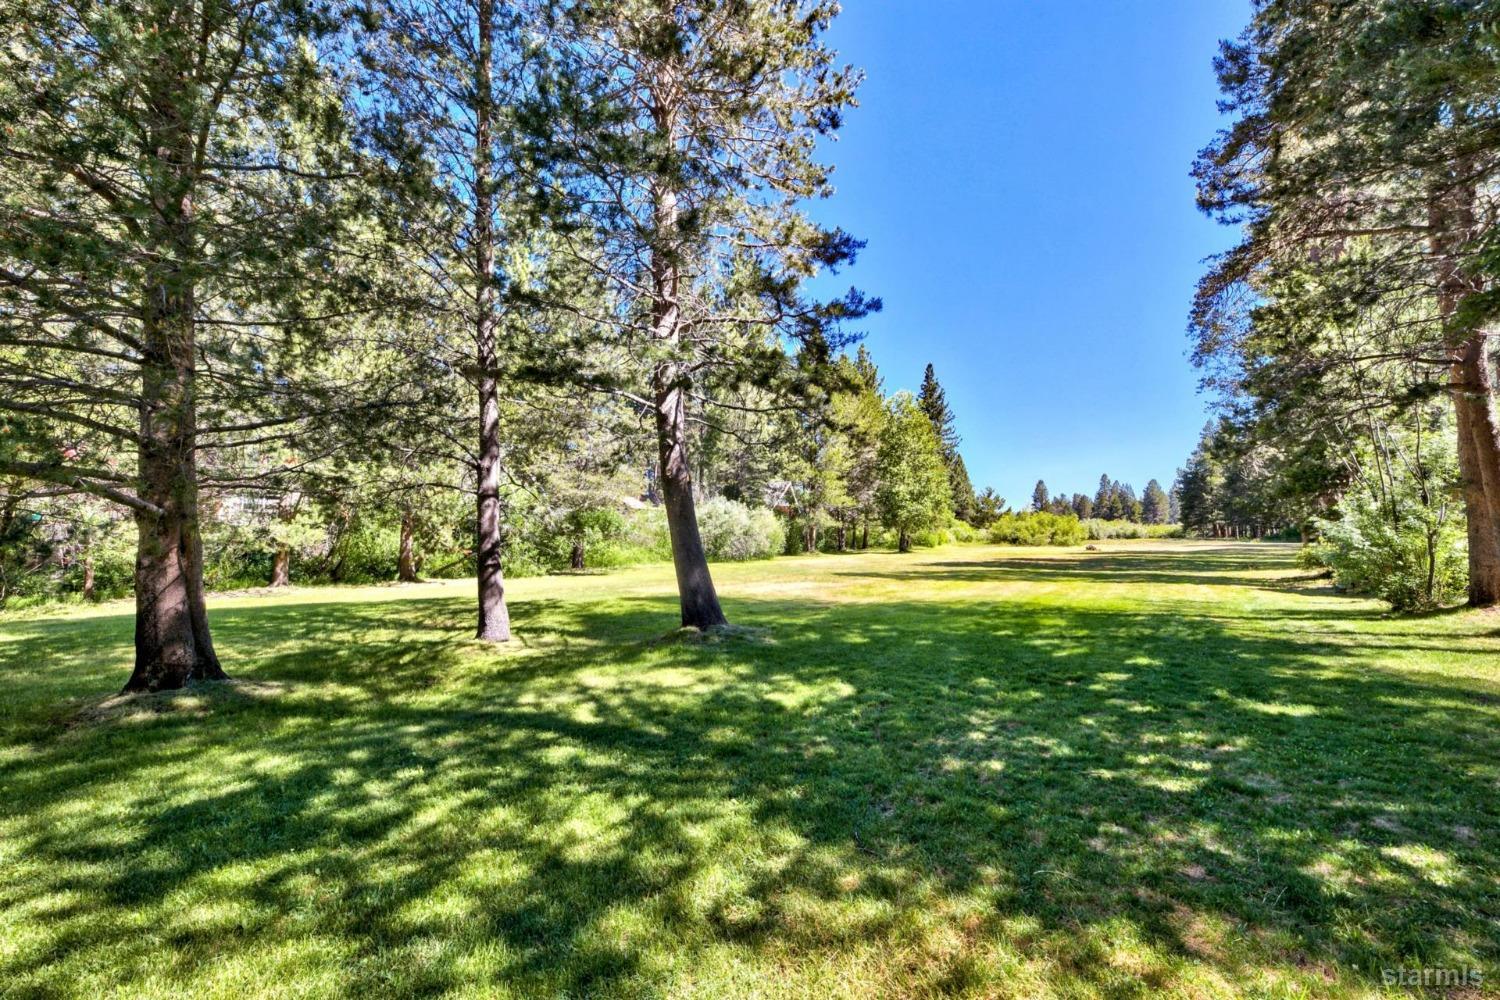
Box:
2, 543, 1499, 999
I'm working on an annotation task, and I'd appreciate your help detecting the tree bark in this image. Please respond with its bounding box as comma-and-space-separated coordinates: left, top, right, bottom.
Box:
398, 511, 420, 582
1432, 179, 1500, 605
898, 530, 911, 553
654, 365, 727, 629
269, 545, 291, 587
1449, 334, 1500, 603
570, 540, 585, 570
123, 49, 224, 693
472, 0, 511, 642
82, 557, 96, 602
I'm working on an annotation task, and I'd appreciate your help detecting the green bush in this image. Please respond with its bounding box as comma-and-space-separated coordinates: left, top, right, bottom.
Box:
1305, 490, 1466, 612
1083, 520, 1185, 541
948, 521, 985, 544
697, 497, 784, 561
989, 511, 1087, 547
586, 507, 672, 568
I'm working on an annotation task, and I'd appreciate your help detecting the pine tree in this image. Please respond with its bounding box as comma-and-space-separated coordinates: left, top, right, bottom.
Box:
949, 454, 976, 523
918, 364, 960, 459
1031, 480, 1051, 513
1094, 475, 1115, 521
917, 363, 972, 520
972, 487, 1006, 528
1141, 479, 1171, 525
0, 0, 370, 690
549, 0, 874, 628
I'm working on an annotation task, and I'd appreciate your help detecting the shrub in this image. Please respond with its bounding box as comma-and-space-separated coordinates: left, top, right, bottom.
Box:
989, 511, 1086, 547
697, 497, 784, 561
1306, 489, 1466, 612
949, 521, 985, 544
590, 507, 672, 568
1083, 520, 1185, 541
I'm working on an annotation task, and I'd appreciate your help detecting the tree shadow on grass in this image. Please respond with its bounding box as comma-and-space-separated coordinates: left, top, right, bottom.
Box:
1, 577, 1498, 996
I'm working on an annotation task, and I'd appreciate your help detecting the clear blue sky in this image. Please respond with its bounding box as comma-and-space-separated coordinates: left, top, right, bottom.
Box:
808, 1, 1250, 508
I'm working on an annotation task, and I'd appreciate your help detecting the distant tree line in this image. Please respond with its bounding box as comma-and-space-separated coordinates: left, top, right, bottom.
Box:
1026, 476, 1176, 526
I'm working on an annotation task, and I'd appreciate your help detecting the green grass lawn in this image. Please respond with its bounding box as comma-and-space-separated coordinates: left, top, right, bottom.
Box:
2, 542, 1498, 998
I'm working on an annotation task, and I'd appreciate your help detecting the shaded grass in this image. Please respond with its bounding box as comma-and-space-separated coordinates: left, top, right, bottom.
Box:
1, 542, 1499, 998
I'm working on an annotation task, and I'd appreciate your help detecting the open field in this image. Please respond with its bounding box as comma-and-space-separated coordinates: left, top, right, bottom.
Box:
2, 542, 1498, 998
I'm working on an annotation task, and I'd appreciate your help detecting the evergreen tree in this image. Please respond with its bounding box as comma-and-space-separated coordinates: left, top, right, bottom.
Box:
1031, 480, 1051, 513
1141, 479, 1171, 525
0, 0, 371, 690
949, 455, 976, 523
918, 363, 973, 520
365, 0, 555, 642
1094, 475, 1115, 521
1072, 494, 1093, 520
549, 0, 874, 628
918, 364, 961, 459
972, 488, 1006, 528
1118, 482, 1142, 523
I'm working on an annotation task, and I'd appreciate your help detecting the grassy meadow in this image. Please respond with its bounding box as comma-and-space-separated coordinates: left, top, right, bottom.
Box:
1, 542, 1498, 998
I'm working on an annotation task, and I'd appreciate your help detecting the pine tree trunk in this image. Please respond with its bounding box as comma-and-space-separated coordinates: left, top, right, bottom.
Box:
1432, 178, 1500, 606
473, 0, 511, 642
125, 326, 225, 692
269, 546, 291, 587
123, 65, 223, 693
398, 511, 420, 582
82, 557, 96, 602
648, 60, 725, 631
1450, 333, 1500, 604
654, 366, 727, 629
570, 540, 585, 570
861, 519, 869, 550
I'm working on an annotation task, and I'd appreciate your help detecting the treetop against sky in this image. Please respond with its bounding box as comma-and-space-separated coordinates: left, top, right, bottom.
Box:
806, 0, 1251, 504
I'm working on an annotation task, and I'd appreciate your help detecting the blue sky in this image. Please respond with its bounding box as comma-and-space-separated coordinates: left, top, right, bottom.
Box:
809, 1, 1251, 508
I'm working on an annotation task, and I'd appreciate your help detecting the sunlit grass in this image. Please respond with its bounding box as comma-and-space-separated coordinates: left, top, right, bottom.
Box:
2, 541, 1498, 997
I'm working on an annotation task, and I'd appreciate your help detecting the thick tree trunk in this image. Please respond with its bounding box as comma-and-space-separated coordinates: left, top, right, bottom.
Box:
861, 519, 869, 550
898, 530, 911, 553
125, 348, 225, 692
1432, 177, 1500, 605
472, 0, 511, 642
82, 557, 96, 602
269, 546, 291, 587
570, 540, 585, 570
397, 511, 420, 582
123, 70, 223, 693
654, 366, 727, 629
1450, 334, 1500, 604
